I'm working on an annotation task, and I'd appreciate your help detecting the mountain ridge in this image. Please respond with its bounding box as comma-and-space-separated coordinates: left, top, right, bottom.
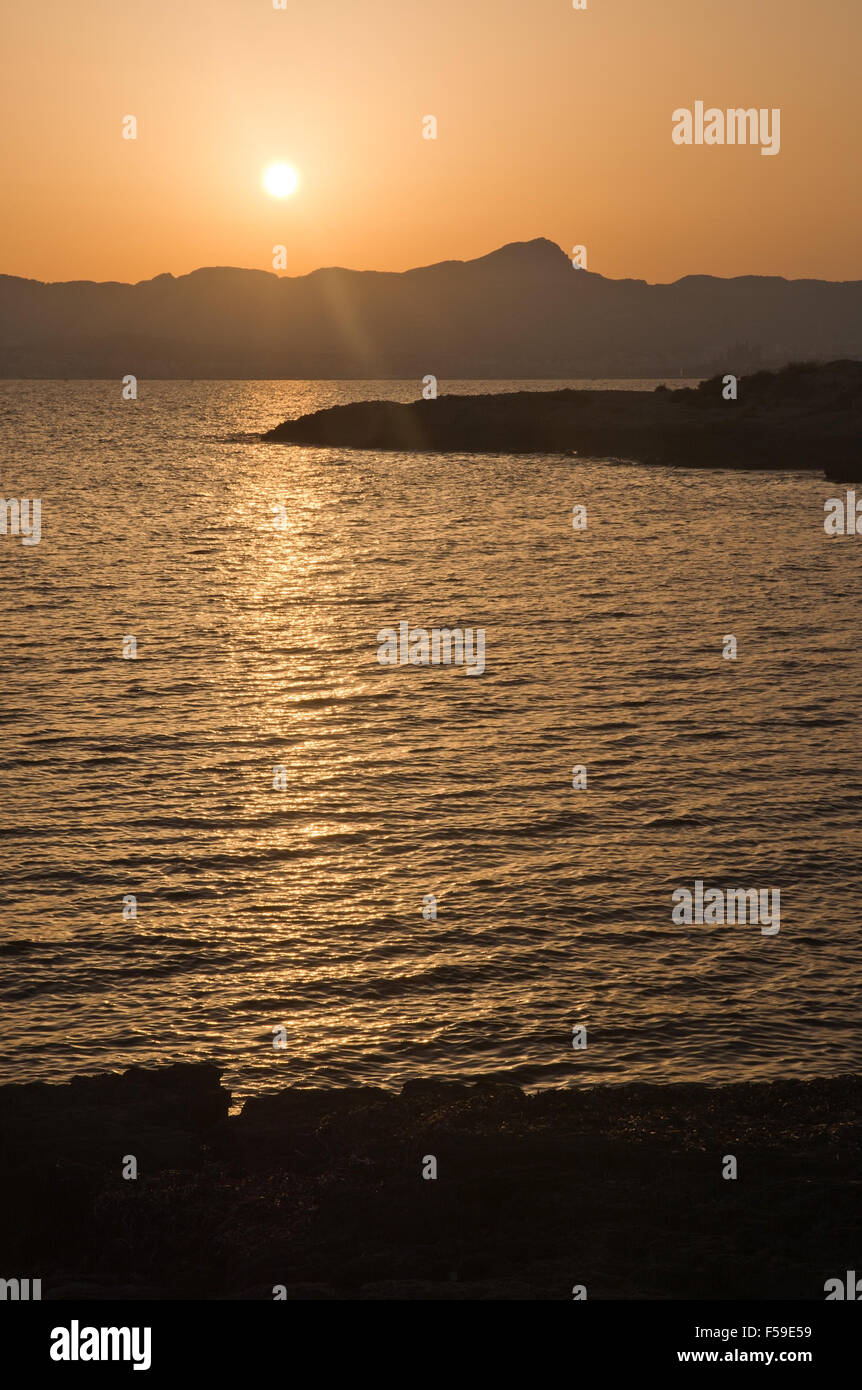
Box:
2, 239, 861, 378
4, 237, 858, 292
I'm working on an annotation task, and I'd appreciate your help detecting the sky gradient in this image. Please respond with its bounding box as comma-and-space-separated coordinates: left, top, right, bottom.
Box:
2, 0, 859, 284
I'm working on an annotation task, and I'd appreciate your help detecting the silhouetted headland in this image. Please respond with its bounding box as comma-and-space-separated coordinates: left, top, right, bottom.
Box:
262, 360, 862, 475
2, 1062, 858, 1299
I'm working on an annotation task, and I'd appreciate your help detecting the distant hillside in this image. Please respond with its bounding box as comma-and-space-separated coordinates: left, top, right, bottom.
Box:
2, 240, 862, 378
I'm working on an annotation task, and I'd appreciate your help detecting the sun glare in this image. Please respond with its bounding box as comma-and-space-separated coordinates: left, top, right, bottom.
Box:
263, 163, 299, 198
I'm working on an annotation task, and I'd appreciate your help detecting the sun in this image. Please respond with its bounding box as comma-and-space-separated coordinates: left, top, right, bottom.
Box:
263, 163, 299, 198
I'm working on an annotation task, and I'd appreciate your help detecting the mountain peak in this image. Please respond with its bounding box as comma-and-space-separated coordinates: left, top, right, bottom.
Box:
481, 237, 569, 267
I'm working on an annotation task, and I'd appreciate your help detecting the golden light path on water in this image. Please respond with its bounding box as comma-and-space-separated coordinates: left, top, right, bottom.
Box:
1, 379, 860, 1099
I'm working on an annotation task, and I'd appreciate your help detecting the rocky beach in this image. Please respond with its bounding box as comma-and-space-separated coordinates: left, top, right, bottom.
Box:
2, 1064, 859, 1300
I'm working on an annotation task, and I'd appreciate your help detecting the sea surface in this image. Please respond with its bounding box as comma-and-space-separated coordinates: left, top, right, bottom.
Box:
1, 379, 860, 1098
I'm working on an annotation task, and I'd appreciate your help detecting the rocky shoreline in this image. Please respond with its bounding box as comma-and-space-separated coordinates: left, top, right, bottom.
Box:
1, 1063, 859, 1300
261, 360, 862, 476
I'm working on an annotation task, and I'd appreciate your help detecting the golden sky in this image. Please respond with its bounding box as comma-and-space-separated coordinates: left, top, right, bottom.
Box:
1, 0, 859, 284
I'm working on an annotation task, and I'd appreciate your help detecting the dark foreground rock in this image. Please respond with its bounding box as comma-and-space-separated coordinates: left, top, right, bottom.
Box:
1, 1064, 859, 1300
262, 359, 862, 474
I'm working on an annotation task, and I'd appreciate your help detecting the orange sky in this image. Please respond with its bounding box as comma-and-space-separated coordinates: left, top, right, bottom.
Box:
1, 0, 859, 285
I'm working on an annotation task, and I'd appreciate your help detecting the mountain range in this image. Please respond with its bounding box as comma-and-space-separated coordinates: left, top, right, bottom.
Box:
2, 239, 861, 378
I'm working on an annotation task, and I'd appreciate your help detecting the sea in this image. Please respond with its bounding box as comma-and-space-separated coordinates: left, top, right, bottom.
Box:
1, 378, 860, 1099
